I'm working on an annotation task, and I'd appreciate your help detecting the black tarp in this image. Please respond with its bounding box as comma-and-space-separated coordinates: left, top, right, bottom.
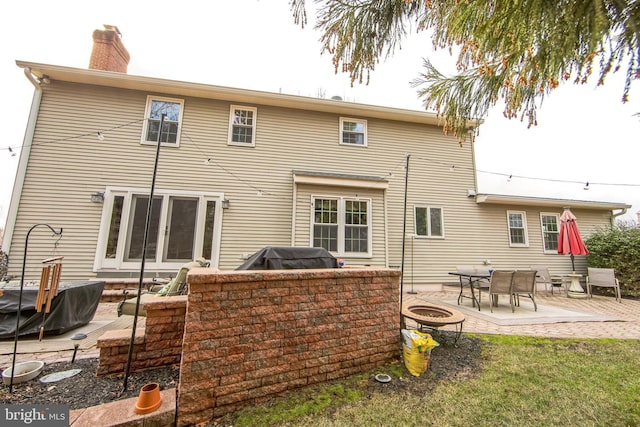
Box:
0, 281, 105, 339
235, 247, 338, 270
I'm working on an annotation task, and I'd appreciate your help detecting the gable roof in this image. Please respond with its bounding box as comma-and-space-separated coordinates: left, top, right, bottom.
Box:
16, 60, 477, 129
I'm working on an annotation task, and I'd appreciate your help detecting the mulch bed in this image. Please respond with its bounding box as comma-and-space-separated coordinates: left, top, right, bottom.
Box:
0, 330, 483, 422
0, 358, 179, 410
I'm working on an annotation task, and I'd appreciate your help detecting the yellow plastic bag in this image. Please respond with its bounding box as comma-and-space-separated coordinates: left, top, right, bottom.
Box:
401, 329, 439, 377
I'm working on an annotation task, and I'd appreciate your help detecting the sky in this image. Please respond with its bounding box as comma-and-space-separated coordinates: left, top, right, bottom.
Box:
1, 1, 639, 230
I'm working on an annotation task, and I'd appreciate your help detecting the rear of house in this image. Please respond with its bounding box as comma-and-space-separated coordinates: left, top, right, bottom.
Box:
3, 26, 629, 286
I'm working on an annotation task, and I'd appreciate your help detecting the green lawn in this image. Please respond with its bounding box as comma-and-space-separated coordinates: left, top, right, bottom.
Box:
228, 335, 640, 427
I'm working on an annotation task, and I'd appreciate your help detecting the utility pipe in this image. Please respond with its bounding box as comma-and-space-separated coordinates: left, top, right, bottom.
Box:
3, 68, 45, 254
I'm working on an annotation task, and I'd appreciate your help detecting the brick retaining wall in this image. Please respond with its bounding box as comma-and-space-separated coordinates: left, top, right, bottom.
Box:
96, 296, 187, 376
176, 267, 400, 426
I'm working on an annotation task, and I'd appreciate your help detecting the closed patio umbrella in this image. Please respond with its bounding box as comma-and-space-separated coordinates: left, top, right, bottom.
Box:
557, 208, 589, 272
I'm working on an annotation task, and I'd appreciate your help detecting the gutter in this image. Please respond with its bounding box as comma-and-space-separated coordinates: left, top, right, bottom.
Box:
611, 208, 628, 227
2, 67, 44, 253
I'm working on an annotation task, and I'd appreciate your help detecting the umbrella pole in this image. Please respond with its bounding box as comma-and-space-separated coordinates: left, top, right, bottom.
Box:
567, 254, 586, 299
570, 254, 575, 273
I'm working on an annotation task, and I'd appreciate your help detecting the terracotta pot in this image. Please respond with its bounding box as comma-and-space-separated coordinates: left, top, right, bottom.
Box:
134, 382, 162, 414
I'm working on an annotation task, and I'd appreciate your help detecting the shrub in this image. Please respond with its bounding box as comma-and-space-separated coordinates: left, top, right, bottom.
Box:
585, 222, 640, 297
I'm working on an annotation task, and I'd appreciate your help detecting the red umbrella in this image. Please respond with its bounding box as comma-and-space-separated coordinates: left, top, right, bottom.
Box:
557, 208, 589, 272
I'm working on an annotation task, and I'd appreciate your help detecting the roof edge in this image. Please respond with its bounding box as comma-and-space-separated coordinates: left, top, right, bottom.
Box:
475, 193, 631, 210
16, 60, 482, 129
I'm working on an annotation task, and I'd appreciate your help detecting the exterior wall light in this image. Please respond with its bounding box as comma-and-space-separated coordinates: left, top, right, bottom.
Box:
221, 199, 230, 209
90, 192, 105, 203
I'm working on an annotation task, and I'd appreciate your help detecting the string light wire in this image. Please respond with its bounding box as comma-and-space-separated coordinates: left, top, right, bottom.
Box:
3, 122, 639, 190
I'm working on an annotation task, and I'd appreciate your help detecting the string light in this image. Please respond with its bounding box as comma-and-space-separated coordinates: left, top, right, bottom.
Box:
0, 118, 144, 152
3, 122, 639, 194
182, 130, 271, 196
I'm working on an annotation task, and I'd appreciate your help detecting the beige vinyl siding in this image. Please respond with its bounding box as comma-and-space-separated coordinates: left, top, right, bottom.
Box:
6, 78, 617, 283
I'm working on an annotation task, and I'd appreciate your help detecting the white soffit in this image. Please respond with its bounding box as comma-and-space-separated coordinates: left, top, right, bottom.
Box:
475, 194, 630, 211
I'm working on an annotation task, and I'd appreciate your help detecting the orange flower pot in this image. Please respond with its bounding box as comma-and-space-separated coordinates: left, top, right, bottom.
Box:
134, 382, 162, 414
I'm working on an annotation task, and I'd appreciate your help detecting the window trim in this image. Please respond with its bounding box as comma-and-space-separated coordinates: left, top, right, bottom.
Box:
309, 195, 372, 257
228, 105, 257, 147
339, 117, 368, 147
414, 205, 445, 239
507, 210, 529, 247
93, 187, 224, 272
140, 95, 184, 147
540, 212, 560, 254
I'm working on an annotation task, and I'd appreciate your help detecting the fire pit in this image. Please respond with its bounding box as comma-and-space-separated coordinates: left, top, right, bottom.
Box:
401, 303, 465, 343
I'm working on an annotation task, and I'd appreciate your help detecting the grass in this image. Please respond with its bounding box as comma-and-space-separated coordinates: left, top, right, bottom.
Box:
229, 335, 640, 426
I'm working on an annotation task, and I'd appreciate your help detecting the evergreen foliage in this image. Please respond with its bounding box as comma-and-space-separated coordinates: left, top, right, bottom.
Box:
291, 0, 640, 141
586, 222, 640, 297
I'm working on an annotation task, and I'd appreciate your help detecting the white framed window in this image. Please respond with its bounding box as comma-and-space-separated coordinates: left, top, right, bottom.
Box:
507, 210, 529, 247
540, 213, 560, 253
414, 206, 444, 238
311, 196, 371, 257
141, 96, 183, 146
340, 117, 367, 146
228, 105, 257, 146
94, 187, 223, 272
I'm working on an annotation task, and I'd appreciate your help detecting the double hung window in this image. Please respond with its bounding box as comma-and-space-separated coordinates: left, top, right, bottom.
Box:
142, 96, 183, 145
312, 197, 371, 256
228, 105, 257, 146
96, 188, 222, 271
340, 118, 367, 146
507, 211, 528, 246
540, 213, 560, 253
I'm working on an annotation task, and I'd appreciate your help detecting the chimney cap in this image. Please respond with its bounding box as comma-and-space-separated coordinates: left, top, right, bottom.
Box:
102, 24, 122, 37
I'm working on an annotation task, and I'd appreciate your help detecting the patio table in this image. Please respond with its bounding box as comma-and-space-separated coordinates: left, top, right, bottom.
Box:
448, 271, 491, 311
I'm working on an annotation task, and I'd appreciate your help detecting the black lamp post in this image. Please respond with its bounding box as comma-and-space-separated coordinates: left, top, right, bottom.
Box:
122, 114, 166, 392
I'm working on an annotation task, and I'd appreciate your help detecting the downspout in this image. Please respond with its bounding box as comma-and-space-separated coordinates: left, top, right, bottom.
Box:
611, 208, 628, 227
468, 128, 479, 194
290, 176, 297, 246
2, 67, 43, 254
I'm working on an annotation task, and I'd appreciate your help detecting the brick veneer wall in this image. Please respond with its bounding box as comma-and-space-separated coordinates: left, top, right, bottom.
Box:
96, 296, 187, 376
176, 267, 400, 426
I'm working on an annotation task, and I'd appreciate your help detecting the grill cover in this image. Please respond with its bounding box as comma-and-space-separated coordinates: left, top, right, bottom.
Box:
0, 281, 105, 339
235, 247, 338, 270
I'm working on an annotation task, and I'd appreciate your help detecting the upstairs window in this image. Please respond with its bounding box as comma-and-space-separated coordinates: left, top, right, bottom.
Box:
340, 118, 367, 146
541, 213, 560, 253
415, 206, 444, 238
228, 105, 257, 146
507, 211, 528, 247
142, 96, 183, 146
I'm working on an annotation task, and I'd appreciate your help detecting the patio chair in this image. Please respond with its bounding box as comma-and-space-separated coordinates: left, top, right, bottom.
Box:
455, 265, 491, 307
512, 270, 538, 311
531, 265, 565, 295
488, 270, 515, 313
586, 268, 622, 302
117, 258, 209, 317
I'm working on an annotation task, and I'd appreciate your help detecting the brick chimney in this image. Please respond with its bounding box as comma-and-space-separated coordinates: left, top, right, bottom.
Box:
89, 25, 130, 73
